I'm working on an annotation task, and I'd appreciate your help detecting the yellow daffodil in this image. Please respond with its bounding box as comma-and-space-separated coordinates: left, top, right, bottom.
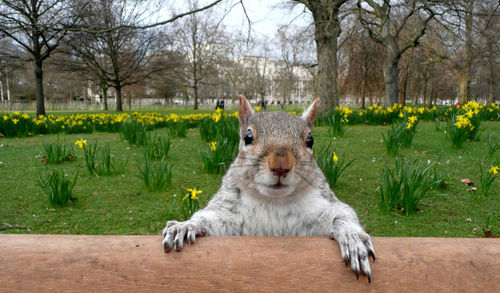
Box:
186, 188, 202, 200
489, 166, 499, 175
399, 113, 404, 118
255, 106, 261, 112
408, 115, 418, 123
333, 152, 339, 163
75, 139, 87, 149
210, 141, 217, 152
12, 119, 19, 124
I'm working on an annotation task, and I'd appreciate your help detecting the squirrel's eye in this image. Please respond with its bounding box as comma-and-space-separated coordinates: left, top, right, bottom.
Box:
306, 133, 314, 148
244, 129, 253, 145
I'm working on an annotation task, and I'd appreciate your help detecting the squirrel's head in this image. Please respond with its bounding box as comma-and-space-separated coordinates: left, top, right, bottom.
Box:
235, 95, 321, 199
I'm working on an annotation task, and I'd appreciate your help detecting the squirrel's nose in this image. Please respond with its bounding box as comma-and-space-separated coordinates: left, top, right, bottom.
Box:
270, 167, 290, 177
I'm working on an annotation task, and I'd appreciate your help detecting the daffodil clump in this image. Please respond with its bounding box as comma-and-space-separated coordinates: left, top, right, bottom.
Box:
0, 102, 498, 138
201, 138, 238, 174
314, 102, 498, 127
42, 140, 75, 164
447, 101, 484, 147
382, 114, 420, 155
479, 165, 499, 197
138, 155, 172, 190
0, 110, 240, 138
182, 188, 202, 218
1, 112, 34, 137
324, 108, 347, 137
314, 145, 354, 186
198, 112, 239, 145
378, 158, 435, 216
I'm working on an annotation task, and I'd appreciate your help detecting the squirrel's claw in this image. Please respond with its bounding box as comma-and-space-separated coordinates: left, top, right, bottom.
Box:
333, 227, 374, 282
162, 221, 202, 253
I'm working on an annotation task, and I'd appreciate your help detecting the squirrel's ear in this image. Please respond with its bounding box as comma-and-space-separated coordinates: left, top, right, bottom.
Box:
302, 98, 320, 127
238, 94, 253, 128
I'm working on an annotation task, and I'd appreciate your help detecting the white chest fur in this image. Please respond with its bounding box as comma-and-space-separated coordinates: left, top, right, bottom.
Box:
236, 188, 333, 236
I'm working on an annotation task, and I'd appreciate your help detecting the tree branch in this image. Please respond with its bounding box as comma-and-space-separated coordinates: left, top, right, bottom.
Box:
60, 0, 223, 34
399, 7, 435, 58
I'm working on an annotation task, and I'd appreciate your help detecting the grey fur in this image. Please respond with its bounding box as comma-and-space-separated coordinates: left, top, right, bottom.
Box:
163, 106, 375, 281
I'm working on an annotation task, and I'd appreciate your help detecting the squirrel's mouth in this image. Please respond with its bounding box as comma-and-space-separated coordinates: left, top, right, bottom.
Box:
270, 182, 286, 189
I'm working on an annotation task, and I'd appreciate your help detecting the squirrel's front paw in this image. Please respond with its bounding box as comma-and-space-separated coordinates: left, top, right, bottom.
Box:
162, 220, 206, 253
330, 226, 376, 282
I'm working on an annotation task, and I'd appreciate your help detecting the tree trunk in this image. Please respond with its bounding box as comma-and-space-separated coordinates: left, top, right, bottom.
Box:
360, 71, 366, 110
487, 52, 497, 104
383, 59, 399, 107
101, 86, 108, 111
400, 63, 409, 106
34, 60, 46, 116
400, 76, 407, 106
360, 83, 366, 110
457, 71, 470, 104
6, 73, 10, 103
423, 79, 428, 107
310, 5, 341, 113
382, 37, 400, 107
115, 86, 123, 112
193, 86, 199, 110
488, 80, 496, 104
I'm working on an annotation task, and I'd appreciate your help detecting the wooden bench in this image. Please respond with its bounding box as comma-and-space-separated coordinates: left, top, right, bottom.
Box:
0, 234, 498, 292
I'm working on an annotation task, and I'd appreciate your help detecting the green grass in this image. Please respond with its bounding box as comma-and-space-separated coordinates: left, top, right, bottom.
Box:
0, 121, 498, 237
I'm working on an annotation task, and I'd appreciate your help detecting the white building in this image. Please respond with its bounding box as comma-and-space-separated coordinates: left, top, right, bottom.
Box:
236, 56, 315, 106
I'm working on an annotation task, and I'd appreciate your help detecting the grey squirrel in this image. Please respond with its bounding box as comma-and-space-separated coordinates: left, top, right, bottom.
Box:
163, 95, 375, 281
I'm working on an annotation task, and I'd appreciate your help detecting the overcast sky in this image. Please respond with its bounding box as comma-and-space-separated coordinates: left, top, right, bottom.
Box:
221, 0, 312, 38
163, 0, 313, 38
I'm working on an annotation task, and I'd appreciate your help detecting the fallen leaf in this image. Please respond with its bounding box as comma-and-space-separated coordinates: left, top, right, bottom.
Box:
483, 228, 498, 238
461, 178, 474, 186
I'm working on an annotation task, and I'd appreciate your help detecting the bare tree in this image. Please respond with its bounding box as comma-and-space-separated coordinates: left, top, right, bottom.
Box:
291, 0, 348, 112
426, 0, 479, 104
476, 1, 499, 103
424, 0, 499, 104
171, 0, 227, 110
357, 0, 435, 107
242, 38, 273, 106
63, 0, 164, 112
342, 28, 384, 108
0, 0, 86, 115
221, 36, 252, 105
276, 25, 310, 105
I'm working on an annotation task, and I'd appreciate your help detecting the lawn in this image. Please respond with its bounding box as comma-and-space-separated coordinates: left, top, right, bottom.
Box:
0, 118, 498, 237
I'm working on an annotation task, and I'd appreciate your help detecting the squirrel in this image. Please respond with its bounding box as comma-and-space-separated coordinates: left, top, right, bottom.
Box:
163, 95, 375, 281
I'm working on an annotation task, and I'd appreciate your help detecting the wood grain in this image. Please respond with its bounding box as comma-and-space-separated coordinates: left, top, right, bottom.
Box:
0, 235, 498, 292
